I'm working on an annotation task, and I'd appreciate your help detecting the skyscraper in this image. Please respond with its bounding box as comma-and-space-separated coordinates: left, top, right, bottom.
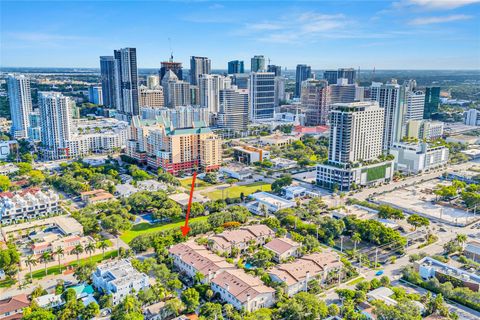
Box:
218, 88, 249, 134
267, 65, 282, 77
323, 70, 338, 85
7, 74, 33, 139
274, 76, 286, 107
423, 87, 441, 119
162, 70, 191, 108
147, 75, 160, 89
317, 102, 392, 191
88, 86, 103, 105
113, 47, 139, 121
38, 92, 72, 160
228, 60, 244, 74
370, 80, 406, 150
251, 55, 266, 72
249, 72, 276, 121
139, 85, 164, 108
159, 58, 183, 81
301, 79, 330, 126
199, 74, 231, 114
295, 64, 312, 98
190, 56, 211, 85
404, 80, 425, 122
337, 68, 356, 84
329, 78, 357, 105
100, 56, 115, 108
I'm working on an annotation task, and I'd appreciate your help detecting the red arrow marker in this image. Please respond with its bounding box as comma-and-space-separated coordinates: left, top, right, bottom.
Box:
180, 171, 197, 237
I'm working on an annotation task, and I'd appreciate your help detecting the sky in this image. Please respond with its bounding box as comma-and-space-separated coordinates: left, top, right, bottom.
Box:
1, 0, 480, 70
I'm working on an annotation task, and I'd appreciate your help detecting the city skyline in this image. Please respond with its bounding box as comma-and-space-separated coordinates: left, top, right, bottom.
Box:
1, 0, 479, 70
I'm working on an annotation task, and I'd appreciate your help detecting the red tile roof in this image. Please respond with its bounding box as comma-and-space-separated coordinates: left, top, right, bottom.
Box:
0, 294, 29, 316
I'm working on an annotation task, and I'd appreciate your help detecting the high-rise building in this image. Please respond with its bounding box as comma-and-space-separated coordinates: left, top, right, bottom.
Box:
190, 56, 211, 85
337, 68, 356, 84
317, 102, 393, 191
295, 64, 312, 98
147, 75, 160, 89
464, 109, 480, 126
113, 48, 139, 121
28, 111, 41, 142
329, 78, 357, 105
275, 76, 286, 107
139, 85, 164, 108
218, 88, 249, 134
323, 70, 338, 85
228, 60, 244, 74
267, 65, 282, 77
38, 92, 72, 160
199, 74, 231, 114
301, 79, 330, 126
162, 70, 191, 108
423, 87, 441, 119
100, 56, 116, 108
7, 74, 33, 139
141, 106, 209, 129
159, 58, 183, 81
404, 83, 425, 122
232, 73, 249, 89
251, 55, 266, 72
190, 85, 200, 106
88, 85, 103, 105
370, 80, 406, 151
249, 72, 276, 121
406, 120, 444, 140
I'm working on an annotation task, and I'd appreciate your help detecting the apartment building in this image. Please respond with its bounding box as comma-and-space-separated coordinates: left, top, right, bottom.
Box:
0, 188, 60, 224
264, 237, 302, 262
92, 259, 150, 305
208, 225, 275, 254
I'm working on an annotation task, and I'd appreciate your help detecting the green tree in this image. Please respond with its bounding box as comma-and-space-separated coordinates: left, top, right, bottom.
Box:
25, 255, 37, 282
54, 247, 64, 273
23, 309, 56, 320
85, 241, 96, 262
71, 244, 84, 265
199, 302, 224, 319
278, 292, 328, 320
28, 170, 45, 186
0, 175, 10, 191
181, 288, 200, 313
82, 302, 100, 319
98, 240, 109, 258
165, 297, 184, 317
39, 252, 53, 276
407, 214, 430, 230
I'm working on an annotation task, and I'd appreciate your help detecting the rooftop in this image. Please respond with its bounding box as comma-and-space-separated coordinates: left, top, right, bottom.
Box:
0, 294, 29, 315
264, 237, 301, 255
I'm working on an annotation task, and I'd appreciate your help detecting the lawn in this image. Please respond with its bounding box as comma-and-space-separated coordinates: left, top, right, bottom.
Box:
346, 276, 365, 286
203, 182, 271, 201
0, 278, 16, 288
120, 216, 209, 243
29, 250, 118, 280
180, 177, 211, 190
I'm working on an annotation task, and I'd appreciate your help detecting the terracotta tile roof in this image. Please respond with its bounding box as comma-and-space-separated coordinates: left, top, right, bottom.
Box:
0, 294, 29, 315
208, 225, 274, 250
264, 238, 301, 255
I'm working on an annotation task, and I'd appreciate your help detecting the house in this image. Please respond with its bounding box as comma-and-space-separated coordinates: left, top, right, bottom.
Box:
34, 293, 65, 309
143, 301, 176, 320
92, 259, 150, 305
268, 251, 343, 296
168, 193, 209, 208
80, 189, 115, 204
271, 158, 297, 170
168, 241, 235, 283
246, 192, 296, 215
282, 186, 307, 200
264, 237, 302, 262
415, 256, 480, 292
114, 184, 139, 198
366, 287, 397, 306
137, 180, 167, 192
211, 269, 276, 312
464, 240, 480, 263
208, 225, 275, 254
219, 163, 255, 180
0, 294, 30, 320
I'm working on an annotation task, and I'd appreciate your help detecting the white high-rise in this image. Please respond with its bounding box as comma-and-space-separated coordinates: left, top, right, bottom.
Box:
161, 70, 191, 108
403, 80, 425, 122
218, 88, 249, 134
249, 72, 276, 121
7, 74, 33, 139
39, 92, 72, 160
199, 74, 231, 114
147, 75, 160, 89
370, 80, 406, 151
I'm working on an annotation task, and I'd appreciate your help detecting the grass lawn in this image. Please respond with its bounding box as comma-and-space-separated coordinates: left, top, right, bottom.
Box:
120, 216, 209, 243
29, 250, 118, 280
180, 177, 211, 190
203, 182, 271, 200
0, 278, 16, 288
346, 276, 365, 286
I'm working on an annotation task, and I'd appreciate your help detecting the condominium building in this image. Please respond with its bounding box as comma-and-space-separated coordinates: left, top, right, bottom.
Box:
100, 56, 116, 108
295, 64, 312, 98
404, 81, 425, 122
147, 75, 160, 89
92, 259, 150, 305
139, 85, 164, 108
251, 55, 266, 72
423, 87, 441, 119
264, 237, 302, 262
159, 57, 183, 81
275, 76, 286, 107
7, 74, 33, 139
228, 60, 244, 74
323, 68, 356, 85
267, 65, 282, 76
249, 72, 276, 121
269, 251, 342, 296
39, 92, 72, 160
390, 142, 449, 174
28, 111, 42, 141
211, 269, 276, 312
113, 47, 139, 121
464, 109, 480, 126
161, 70, 191, 108
128, 117, 221, 175
328, 78, 358, 105
141, 106, 209, 129
88, 85, 103, 105
218, 88, 249, 134
301, 79, 330, 126
0, 188, 60, 224
208, 225, 275, 254
405, 119, 444, 140
169, 241, 235, 283
370, 80, 406, 150
199, 74, 231, 113
317, 102, 393, 191
190, 56, 211, 85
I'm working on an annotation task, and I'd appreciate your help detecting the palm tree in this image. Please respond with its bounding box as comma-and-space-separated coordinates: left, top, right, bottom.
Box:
98, 240, 108, 259
85, 242, 96, 263
54, 247, 64, 273
40, 252, 53, 276
25, 255, 37, 282
71, 244, 84, 265
456, 234, 467, 250
352, 233, 361, 253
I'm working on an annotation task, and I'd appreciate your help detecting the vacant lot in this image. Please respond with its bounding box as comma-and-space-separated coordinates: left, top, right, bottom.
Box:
202, 182, 271, 201
180, 177, 211, 190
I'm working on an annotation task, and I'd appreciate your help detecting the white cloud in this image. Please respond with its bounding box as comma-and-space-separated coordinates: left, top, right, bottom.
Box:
406, 0, 480, 10
409, 14, 473, 25
6, 32, 90, 42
